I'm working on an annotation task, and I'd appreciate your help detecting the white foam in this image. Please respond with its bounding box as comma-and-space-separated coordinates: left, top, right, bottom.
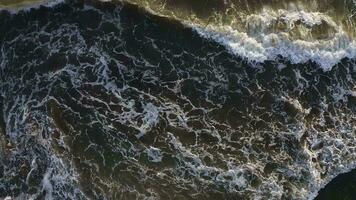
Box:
191, 10, 356, 71
103, 0, 356, 71
137, 102, 160, 138
145, 146, 163, 163
41, 169, 54, 200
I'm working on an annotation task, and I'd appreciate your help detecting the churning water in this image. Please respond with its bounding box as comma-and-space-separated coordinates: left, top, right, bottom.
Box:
0, 0, 355, 199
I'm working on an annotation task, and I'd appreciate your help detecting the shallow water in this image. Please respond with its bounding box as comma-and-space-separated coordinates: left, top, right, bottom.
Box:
122, 0, 356, 70
0, 0, 355, 199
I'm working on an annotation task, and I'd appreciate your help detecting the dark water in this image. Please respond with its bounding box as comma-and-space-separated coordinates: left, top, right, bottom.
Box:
315, 168, 356, 200
0, 1, 355, 199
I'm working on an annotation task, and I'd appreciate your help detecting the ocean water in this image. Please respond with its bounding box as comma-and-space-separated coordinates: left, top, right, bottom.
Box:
0, 0, 355, 199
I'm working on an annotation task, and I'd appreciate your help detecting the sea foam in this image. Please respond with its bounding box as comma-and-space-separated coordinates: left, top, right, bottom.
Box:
191, 10, 356, 71
2, 1, 355, 70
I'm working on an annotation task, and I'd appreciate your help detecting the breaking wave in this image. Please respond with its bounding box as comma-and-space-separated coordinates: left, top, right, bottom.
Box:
2, 0, 356, 69
118, 0, 356, 70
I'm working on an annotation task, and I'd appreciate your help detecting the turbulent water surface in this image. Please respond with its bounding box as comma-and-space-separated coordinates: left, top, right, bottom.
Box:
0, 0, 355, 199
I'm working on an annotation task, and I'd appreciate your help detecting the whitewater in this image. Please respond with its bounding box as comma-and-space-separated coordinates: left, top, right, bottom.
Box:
0, 0, 355, 200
